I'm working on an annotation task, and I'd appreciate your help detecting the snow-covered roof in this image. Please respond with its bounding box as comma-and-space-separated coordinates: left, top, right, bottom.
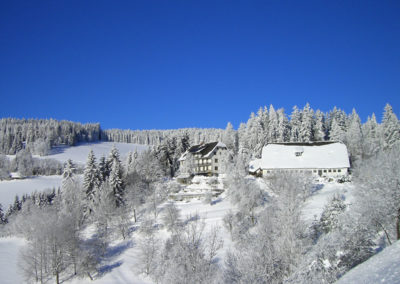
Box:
258, 142, 350, 169
249, 159, 262, 173
179, 141, 227, 161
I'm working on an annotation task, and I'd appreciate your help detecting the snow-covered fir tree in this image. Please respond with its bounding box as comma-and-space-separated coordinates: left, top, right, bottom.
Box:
83, 150, 100, 209
290, 106, 301, 142
382, 103, 400, 149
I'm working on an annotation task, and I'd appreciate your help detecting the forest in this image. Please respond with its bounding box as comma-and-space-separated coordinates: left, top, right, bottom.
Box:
0, 103, 399, 284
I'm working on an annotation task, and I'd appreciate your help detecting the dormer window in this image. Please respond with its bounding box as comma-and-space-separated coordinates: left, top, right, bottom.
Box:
294, 146, 304, 157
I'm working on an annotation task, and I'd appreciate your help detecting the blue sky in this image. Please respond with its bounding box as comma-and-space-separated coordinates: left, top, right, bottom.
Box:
1, 0, 399, 129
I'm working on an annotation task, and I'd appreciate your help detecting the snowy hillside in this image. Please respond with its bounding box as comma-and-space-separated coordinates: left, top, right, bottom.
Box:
0, 176, 62, 207
0, 237, 26, 284
46, 142, 149, 164
336, 241, 400, 284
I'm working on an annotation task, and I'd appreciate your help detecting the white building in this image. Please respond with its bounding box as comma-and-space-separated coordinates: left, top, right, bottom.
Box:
178, 141, 228, 178
249, 141, 350, 178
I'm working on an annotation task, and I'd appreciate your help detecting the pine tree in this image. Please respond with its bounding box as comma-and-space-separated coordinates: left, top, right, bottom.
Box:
346, 109, 363, 163
109, 160, 125, 207
290, 106, 301, 142
98, 156, 108, 182
0, 203, 6, 224
83, 150, 99, 203
300, 103, 314, 142
362, 113, 381, 157
126, 151, 134, 173
277, 108, 289, 142
329, 118, 345, 142
62, 159, 76, 190
319, 194, 347, 234
222, 122, 237, 153
313, 110, 326, 141
382, 103, 400, 149
268, 105, 279, 142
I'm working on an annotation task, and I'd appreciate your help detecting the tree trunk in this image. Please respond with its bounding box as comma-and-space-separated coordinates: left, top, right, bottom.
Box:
133, 208, 137, 223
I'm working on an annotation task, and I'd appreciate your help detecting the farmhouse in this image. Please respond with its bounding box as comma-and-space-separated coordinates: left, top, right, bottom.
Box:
178, 141, 228, 179
249, 141, 350, 177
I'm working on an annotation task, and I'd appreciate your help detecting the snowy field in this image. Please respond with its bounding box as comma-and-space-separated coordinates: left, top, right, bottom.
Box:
46, 142, 149, 164
0, 175, 62, 208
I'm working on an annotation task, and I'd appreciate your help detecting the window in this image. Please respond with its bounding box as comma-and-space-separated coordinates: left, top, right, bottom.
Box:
323, 170, 327, 173
295, 152, 302, 156
313, 170, 317, 173
215, 158, 218, 163
328, 169, 332, 173
333, 169, 337, 172
338, 169, 342, 172
267, 170, 270, 173
215, 166, 218, 171
208, 166, 212, 170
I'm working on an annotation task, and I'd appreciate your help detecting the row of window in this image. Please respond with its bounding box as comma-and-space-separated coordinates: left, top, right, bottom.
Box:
196, 158, 218, 165
265, 169, 343, 174
194, 166, 219, 172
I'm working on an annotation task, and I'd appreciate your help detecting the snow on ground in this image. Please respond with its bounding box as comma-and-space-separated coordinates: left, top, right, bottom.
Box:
0, 237, 26, 284
335, 240, 400, 284
0, 175, 62, 207
46, 142, 149, 164
174, 192, 234, 258
302, 181, 354, 223
68, 239, 152, 284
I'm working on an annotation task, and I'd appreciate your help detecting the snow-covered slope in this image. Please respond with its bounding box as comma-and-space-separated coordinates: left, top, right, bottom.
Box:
47, 142, 149, 164
302, 182, 354, 223
336, 241, 400, 284
0, 237, 26, 284
0, 175, 62, 207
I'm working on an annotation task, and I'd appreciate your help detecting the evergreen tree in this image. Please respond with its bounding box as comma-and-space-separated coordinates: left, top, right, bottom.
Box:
300, 103, 314, 142
313, 110, 326, 141
222, 122, 238, 153
0, 203, 6, 224
268, 105, 279, 142
382, 103, 400, 149
83, 150, 99, 204
109, 160, 125, 207
98, 156, 108, 182
13, 195, 22, 212
346, 109, 363, 163
290, 106, 301, 142
362, 113, 381, 157
62, 159, 76, 190
329, 118, 346, 142
277, 108, 289, 142
319, 194, 347, 234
